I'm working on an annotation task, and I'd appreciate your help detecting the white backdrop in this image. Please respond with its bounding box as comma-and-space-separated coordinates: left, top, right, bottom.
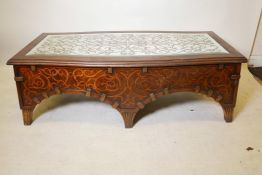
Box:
0, 0, 261, 65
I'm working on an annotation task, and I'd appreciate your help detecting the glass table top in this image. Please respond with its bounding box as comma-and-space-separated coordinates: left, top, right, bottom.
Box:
26, 32, 229, 57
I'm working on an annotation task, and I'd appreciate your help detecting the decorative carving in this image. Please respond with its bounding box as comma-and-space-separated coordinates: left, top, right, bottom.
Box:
14, 76, 24, 82
26, 33, 229, 57
231, 74, 240, 79
107, 67, 113, 74
194, 86, 200, 93
150, 93, 156, 101
55, 87, 61, 94
216, 95, 223, 102
142, 67, 148, 73
15, 63, 240, 127
99, 93, 106, 102
207, 89, 213, 96
137, 102, 145, 109
85, 88, 91, 97
112, 102, 120, 108
31, 65, 36, 72
218, 64, 224, 69
163, 88, 169, 95
33, 97, 40, 104
42, 92, 49, 99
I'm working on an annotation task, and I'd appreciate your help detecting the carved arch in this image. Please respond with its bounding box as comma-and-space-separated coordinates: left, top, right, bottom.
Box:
119, 88, 234, 128
21, 87, 125, 125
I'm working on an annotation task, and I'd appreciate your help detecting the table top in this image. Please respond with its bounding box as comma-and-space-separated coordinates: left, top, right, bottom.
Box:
7, 31, 246, 67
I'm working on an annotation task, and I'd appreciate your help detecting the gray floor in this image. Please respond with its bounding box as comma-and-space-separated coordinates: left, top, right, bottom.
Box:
0, 64, 261, 175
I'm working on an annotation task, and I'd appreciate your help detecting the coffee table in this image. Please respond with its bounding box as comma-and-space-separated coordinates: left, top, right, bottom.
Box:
7, 31, 247, 128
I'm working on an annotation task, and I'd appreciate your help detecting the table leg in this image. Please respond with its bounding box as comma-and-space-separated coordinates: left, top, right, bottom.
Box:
22, 108, 33, 125
119, 110, 138, 128
222, 105, 234, 122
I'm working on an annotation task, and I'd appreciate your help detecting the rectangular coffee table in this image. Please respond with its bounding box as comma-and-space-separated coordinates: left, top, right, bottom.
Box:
7, 31, 247, 128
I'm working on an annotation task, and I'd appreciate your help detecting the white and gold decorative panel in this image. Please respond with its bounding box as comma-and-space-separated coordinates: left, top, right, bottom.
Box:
27, 33, 229, 56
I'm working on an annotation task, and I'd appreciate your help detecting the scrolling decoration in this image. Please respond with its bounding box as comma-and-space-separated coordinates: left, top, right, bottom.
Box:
17, 64, 237, 110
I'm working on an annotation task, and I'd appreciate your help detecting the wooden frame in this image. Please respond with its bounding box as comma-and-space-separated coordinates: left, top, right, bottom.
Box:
7, 31, 247, 128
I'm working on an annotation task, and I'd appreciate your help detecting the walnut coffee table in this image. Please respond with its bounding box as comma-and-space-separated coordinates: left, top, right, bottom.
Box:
7, 31, 247, 128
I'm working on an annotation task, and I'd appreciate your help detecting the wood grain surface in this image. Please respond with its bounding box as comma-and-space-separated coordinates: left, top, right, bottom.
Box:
14, 63, 241, 127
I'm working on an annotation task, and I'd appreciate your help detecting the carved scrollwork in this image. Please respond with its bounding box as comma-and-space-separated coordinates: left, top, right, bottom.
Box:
17, 64, 239, 111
